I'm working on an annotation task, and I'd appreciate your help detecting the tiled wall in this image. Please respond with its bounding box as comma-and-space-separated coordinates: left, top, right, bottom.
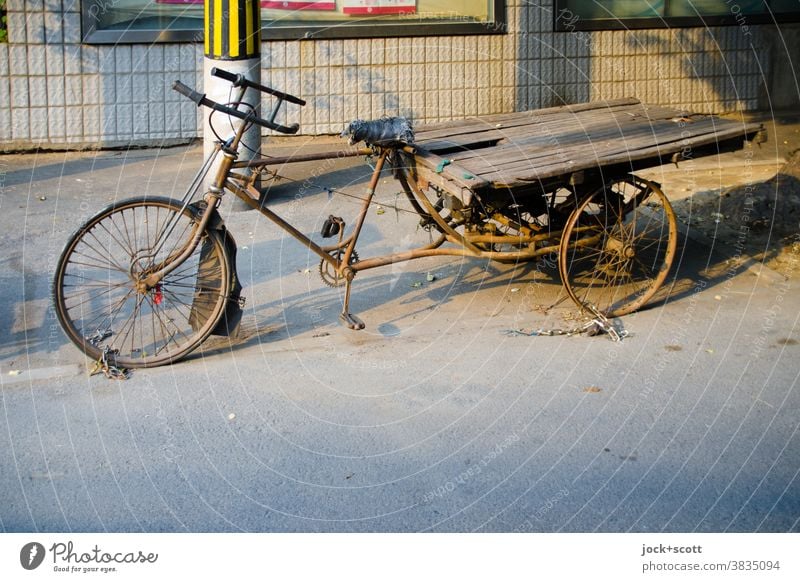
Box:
0, 0, 773, 149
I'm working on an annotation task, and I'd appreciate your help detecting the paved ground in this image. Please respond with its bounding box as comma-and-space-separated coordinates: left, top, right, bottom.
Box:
0, 117, 799, 533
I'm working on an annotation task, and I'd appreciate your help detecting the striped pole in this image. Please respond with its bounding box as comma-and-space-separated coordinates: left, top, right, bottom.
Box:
204, 0, 261, 211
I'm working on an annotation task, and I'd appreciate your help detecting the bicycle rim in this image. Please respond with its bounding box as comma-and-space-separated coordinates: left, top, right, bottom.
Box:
53, 197, 231, 368
559, 176, 678, 317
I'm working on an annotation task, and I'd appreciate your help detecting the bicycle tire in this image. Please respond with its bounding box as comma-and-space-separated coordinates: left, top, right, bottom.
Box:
558, 176, 678, 317
53, 196, 232, 368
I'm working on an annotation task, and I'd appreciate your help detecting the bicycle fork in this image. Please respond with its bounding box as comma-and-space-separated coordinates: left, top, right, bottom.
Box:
140, 151, 236, 291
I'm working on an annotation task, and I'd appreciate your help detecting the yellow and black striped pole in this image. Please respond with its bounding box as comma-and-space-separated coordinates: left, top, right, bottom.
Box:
204, 0, 262, 210
204, 0, 261, 60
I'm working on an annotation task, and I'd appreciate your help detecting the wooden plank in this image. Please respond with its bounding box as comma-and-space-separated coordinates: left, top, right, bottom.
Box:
423, 106, 699, 161
441, 115, 759, 177
478, 126, 761, 187
473, 127, 739, 184
481, 120, 757, 178
411, 100, 763, 191
472, 125, 757, 186
414, 98, 643, 141
415, 98, 641, 135
411, 148, 489, 192
448, 117, 701, 171
417, 111, 646, 153
415, 102, 690, 146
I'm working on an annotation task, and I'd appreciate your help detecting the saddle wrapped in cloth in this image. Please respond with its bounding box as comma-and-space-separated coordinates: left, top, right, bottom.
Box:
341, 116, 414, 147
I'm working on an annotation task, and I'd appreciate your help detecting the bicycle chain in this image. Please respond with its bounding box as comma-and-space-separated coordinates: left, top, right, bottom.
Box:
86, 331, 131, 380
504, 304, 629, 342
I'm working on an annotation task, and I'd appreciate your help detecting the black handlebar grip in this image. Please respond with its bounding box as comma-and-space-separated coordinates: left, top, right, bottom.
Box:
210, 67, 239, 84
210, 67, 306, 107
172, 81, 205, 105
269, 122, 300, 135
173, 78, 301, 135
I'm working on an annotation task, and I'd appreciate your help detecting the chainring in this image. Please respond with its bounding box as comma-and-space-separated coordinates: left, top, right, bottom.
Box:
319, 250, 359, 287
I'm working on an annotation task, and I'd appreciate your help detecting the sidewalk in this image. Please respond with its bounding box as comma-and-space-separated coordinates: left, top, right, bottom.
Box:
640, 110, 800, 278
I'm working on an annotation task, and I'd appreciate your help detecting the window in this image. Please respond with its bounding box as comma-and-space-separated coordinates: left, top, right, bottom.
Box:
554, 0, 800, 31
82, 0, 506, 43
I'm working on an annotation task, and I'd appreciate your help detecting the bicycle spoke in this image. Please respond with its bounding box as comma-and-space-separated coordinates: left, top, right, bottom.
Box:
55, 199, 229, 367
96, 219, 136, 262
118, 208, 136, 258
63, 282, 131, 312
76, 288, 137, 336
62, 279, 130, 290
113, 293, 146, 354
81, 231, 131, 274
144, 294, 181, 356
70, 245, 128, 269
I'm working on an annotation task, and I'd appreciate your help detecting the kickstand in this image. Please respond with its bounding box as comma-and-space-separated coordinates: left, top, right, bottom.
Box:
339, 276, 365, 330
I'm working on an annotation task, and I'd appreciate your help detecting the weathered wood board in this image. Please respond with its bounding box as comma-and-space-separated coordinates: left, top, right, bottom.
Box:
412, 98, 764, 191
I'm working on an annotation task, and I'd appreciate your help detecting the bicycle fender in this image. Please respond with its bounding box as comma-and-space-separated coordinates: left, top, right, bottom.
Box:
187, 201, 244, 337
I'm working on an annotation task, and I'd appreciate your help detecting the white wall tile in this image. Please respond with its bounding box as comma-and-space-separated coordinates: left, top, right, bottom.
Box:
82, 105, 100, 138
64, 75, 84, 106
44, 11, 64, 44
7, 13, 28, 45
28, 76, 47, 107
46, 75, 64, 106
47, 106, 66, 138
0, 108, 11, 141
11, 108, 30, 140
26, 12, 45, 44
28, 44, 46, 74
64, 106, 82, 137
30, 107, 48, 139
45, 44, 64, 75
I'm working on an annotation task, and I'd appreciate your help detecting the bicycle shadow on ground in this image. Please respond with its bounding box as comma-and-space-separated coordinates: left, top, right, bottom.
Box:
192, 215, 793, 365
191, 247, 642, 363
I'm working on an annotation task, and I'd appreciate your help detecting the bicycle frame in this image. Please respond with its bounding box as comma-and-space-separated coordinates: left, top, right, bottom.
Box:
145, 77, 621, 328
142, 114, 576, 313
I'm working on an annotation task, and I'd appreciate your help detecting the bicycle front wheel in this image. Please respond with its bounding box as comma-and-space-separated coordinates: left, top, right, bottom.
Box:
53, 197, 232, 368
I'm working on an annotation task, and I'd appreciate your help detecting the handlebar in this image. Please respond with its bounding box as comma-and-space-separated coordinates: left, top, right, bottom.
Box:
172, 74, 303, 135
210, 67, 306, 106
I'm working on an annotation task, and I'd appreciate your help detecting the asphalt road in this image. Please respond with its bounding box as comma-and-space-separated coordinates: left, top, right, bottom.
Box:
0, 136, 798, 533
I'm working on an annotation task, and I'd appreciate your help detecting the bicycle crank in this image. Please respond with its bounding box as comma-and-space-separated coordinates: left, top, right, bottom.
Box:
319, 250, 359, 287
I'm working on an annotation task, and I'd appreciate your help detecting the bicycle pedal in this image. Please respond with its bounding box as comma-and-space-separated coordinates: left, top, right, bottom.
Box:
339, 312, 365, 330
321, 215, 343, 238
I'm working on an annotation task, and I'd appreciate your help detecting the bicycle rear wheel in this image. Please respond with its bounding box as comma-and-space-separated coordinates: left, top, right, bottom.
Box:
558, 176, 678, 317
53, 196, 232, 368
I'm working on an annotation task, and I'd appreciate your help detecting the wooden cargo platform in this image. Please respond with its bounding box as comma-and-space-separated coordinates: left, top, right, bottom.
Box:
410, 98, 765, 194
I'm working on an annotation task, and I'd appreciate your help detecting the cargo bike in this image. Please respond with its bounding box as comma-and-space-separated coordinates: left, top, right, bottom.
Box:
53, 68, 764, 369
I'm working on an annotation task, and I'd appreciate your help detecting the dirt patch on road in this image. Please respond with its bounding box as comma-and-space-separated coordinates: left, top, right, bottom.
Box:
671, 151, 800, 278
